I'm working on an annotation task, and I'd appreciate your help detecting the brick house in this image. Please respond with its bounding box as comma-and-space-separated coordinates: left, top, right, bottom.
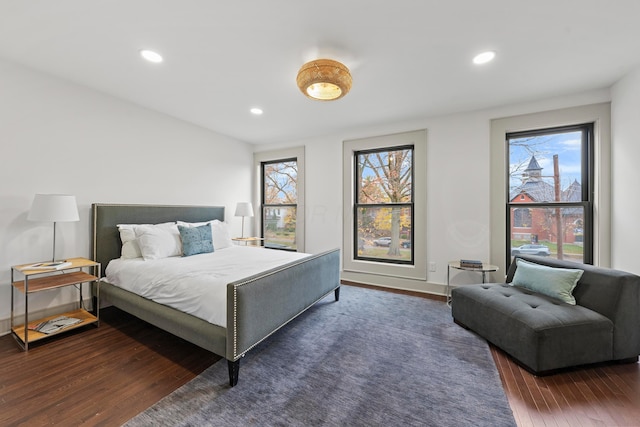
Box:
509, 156, 583, 244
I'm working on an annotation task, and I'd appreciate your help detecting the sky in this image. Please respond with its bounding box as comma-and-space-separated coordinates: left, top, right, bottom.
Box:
508, 129, 583, 191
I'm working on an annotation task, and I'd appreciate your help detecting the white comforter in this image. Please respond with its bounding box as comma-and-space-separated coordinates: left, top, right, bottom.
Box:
104, 246, 309, 328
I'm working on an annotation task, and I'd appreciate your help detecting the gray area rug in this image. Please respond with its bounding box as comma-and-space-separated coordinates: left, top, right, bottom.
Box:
125, 285, 515, 426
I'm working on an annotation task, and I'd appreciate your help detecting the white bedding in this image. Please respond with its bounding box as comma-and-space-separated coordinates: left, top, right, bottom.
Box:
104, 246, 309, 328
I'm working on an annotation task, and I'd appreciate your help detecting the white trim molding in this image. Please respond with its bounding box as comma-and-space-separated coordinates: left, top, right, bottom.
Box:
490, 102, 611, 274
342, 129, 428, 283
253, 146, 306, 252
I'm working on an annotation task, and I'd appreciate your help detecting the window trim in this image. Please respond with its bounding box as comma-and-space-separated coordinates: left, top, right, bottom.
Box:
490, 103, 611, 274
343, 129, 427, 281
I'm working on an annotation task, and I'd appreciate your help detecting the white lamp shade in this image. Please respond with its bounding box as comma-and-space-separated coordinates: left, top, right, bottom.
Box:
27, 194, 79, 222
234, 202, 254, 217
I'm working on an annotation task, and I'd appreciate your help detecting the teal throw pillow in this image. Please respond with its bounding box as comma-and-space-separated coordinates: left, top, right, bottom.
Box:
178, 224, 214, 257
511, 258, 583, 305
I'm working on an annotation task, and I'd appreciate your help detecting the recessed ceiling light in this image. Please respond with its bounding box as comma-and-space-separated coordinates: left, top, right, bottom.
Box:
140, 49, 163, 63
250, 107, 263, 115
473, 51, 496, 65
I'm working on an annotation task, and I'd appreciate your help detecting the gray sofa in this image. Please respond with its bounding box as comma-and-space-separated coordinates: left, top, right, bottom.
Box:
451, 255, 640, 374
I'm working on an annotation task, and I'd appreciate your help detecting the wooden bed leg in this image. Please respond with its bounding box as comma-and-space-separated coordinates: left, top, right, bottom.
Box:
335, 287, 340, 301
228, 359, 240, 387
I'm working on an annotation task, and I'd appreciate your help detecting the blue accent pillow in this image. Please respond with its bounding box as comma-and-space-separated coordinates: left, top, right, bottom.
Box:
511, 258, 584, 305
178, 224, 214, 257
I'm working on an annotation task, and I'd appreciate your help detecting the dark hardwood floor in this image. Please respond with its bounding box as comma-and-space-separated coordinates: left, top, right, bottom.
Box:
0, 307, 219, 426
1, 285, 639, 426
492, 345, 640, 427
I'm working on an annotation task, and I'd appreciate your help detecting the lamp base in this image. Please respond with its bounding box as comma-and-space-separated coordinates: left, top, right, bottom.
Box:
52, 221, 57, 262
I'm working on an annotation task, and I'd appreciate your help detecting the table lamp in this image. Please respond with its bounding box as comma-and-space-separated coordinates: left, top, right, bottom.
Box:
234, 202, 254, 238
27, 194, 79, 261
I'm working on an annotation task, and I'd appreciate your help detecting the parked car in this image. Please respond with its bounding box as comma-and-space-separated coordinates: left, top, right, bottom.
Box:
373, 237, 392, 247
401, 240, 411, 249
511, 244, 550, 256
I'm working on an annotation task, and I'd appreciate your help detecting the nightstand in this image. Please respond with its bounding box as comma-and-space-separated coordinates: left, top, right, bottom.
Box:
10, 257, 101, 350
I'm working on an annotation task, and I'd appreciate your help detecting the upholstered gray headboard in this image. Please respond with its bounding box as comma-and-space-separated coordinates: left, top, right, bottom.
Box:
92, 203, 225, 276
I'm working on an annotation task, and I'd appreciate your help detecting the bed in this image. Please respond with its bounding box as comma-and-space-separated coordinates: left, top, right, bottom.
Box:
91, 203, 340, 386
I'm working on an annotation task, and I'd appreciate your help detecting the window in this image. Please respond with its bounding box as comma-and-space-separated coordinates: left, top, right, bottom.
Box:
342, 129, 427, 282
507, 123, 593, 263
261, 158, 298, 251
354, 146, 414, 264
513, 208, 532, 228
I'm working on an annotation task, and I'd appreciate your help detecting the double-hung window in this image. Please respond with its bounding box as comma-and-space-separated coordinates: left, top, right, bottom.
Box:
261, 158, 298, 251
354, 146, 414, 264
507, 123, 594, 264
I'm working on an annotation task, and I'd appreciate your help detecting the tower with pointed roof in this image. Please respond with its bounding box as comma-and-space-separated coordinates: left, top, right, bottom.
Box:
523, 155, 543, 182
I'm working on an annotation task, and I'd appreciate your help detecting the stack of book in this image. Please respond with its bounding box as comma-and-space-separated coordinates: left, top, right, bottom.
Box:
460, 259, 483, 268
28, 316, 82, 334
19, 261, 72, 271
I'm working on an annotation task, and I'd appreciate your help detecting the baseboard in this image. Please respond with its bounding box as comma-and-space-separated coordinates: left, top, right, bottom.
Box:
0, 299, 94, 337
340, 279, 447, 302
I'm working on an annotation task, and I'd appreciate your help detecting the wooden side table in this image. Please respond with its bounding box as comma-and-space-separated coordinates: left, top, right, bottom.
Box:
446, 261, 499, 307
10, 257, 101, 350
232, 237, 264, 246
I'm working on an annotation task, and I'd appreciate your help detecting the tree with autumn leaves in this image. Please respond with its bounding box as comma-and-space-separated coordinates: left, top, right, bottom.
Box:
263, 160, 298, 246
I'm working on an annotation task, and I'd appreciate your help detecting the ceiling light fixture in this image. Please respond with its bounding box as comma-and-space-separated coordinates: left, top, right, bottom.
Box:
296, 59, 352, 101
250, 107, 263, 115
140, 49, 163, 63
473, 51, 496, 65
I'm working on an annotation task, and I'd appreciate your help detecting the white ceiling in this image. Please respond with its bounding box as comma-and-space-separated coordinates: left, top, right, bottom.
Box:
1, 1, 639, 145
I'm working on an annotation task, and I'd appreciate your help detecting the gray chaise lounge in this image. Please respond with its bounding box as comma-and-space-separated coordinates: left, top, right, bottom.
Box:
451, 255, 640, 374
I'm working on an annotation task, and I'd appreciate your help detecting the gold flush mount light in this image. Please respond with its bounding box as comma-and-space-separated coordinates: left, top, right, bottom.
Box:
296, 59, 352, 101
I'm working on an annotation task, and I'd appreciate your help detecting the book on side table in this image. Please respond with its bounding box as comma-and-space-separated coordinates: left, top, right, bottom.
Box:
28, 315, 82, 334
460, 259, 483, 268
18, 261, 72, 271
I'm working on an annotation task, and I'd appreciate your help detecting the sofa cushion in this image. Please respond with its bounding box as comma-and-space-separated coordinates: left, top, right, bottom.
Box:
511, 258, 583, 305
452, 284, 613, 373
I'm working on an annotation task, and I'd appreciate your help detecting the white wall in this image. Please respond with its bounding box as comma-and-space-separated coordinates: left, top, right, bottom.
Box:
611, 66, 640, 274
3, 52, 632, 332
0, 59, 253, 327
256, 88, 612, 295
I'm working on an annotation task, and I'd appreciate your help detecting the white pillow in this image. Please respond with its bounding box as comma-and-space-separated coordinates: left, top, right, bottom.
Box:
117, 224, 149, 259
211, 221, 233, 250
136, 223, 182, 260
177, 220, 233, 250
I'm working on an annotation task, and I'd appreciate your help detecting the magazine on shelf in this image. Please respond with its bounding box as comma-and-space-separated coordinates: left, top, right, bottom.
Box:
28, 316, 82, 334
19, 261, 72, 271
